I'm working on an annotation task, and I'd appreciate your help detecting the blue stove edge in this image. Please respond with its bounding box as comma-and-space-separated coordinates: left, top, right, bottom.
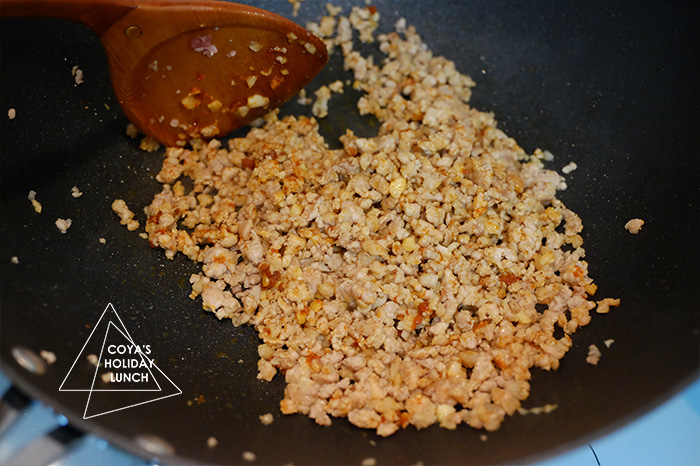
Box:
0, 370, 698, 465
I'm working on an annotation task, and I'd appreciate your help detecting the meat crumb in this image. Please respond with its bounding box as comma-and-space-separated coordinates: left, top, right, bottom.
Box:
207, 436, 218, 448
604, 339, 615, 348
624, 218, 644, 234
71, 186, 83, 198
395, 17, 407, 33
288, 0, 303, 17
55, 218, 73, 234
586, 344, 602, 365
596, 297, 621, 314
28, 190, 42, 213
99, 237, 107, 244
561, 162, 578, 174
517, 404, 558, 415
259, 413, 274, 425
8, 108, 16, 119
139, 136, 160, 152
242, 451, 256, 462
297, 88, 312, 106
126, 123, 139, 138
312, 85, 332, 118
101, 371, 113, 383
87, 354, 99, 366
311, 81, 344, 118
328, 80, 344, 93
40, 350, 57, 364
361, 457, 377, 466
111, 199, 140, 231
10, 256, 19, 264
71, 65, 84, 85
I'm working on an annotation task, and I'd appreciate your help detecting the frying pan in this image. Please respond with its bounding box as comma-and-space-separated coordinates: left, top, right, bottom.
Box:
1, 0, 699, 464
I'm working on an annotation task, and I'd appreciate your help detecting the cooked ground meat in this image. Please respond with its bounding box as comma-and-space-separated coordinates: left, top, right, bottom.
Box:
624, 218, 644, 234
586, 344, 602, 365
138, 7, 617, 435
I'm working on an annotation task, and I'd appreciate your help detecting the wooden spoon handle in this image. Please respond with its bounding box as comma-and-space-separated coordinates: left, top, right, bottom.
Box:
0, 0, 137, 35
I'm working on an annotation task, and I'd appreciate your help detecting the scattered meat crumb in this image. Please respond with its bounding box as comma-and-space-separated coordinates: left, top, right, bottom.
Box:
242, 451, 256, 462
98, 237, 107, 244
111, 199, 140, 231
87, 354, 99, 366
101, 371, 113, 383
326, 3, 342, 17
328, 80, 344, 93
297, 88, 312, 105
624, 218, 644, 234
10, 256, 19, 264
596, 297, 621, 314
139, 136, 160, 152
480, 434, 488, 442
250, 117, 266, 128
604, 339, 615, 348
561, 162, 578, 174
361, 457, 377, 466
517, 404, 559, 415
71, 65, 84, 85
259, 413, 274, 425
288, 0, 303, 17
28, 190, 42, 213
71, 186, 83, 198
312, 81, 345, 118
55, 218, 73, 234
126, 123, 139, 139
395, 17, 407, 33
7, 108, 16, 119
311, 85, 332, 118
586, 344, 602, 365
207, 436, 218, 448
40, 350, 57, 365
349, 4, 380, 43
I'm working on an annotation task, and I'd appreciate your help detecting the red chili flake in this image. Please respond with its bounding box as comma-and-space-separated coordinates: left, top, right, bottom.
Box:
259, 263, 281, 289
475, 321, 490, 332
367, 5, 377, 14
241, 157, 256, 170
148, 212, 163, 224
572, 265, 584, 278
499, 273, 520, 285
196, 71, 206, 81
270, 75, 284, 90
411, 301, 432, 330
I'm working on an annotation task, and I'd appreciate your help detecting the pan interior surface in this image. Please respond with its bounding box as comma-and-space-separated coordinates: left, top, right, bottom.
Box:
1, 1, 698, 464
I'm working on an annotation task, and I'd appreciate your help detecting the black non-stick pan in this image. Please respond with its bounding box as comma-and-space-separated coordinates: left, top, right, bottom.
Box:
1, 1, 699, 464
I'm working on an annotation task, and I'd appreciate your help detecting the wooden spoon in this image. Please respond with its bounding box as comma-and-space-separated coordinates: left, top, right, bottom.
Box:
1, 0, 328, 146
